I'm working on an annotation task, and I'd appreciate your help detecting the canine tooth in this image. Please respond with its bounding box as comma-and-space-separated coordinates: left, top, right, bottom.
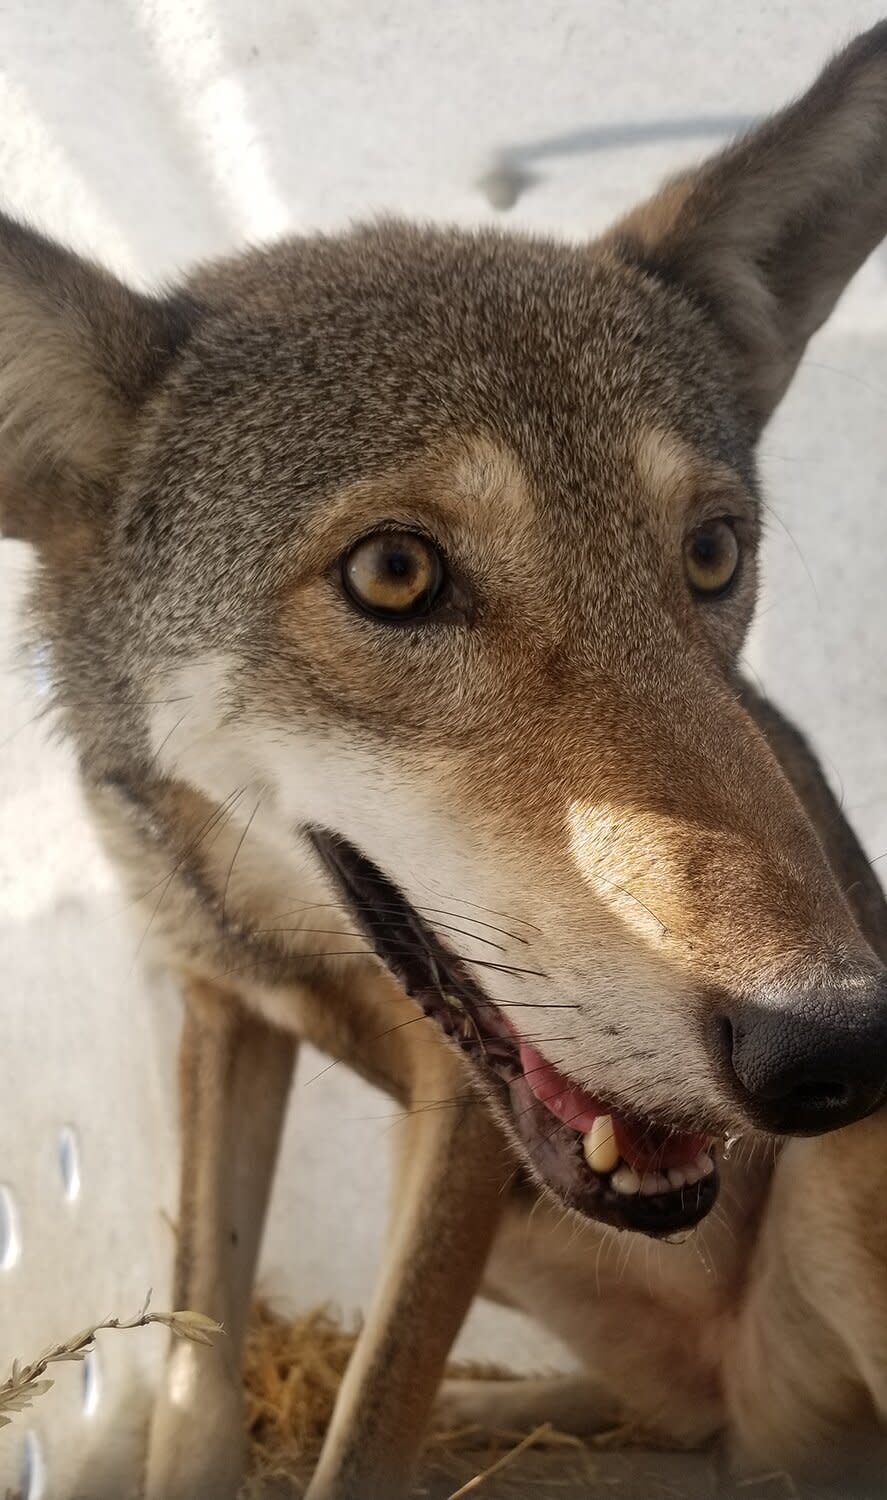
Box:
667, 1168, 687, 1190
583, 1116, 620, 1174
639, 1172, 670, 1196
611, 1165, 641, 1196
695, 1151, 715, 1177
682, 1164, 703, 1186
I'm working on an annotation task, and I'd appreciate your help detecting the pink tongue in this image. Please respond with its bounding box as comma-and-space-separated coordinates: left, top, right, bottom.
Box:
518, 1042, 708, 1172
519, 1042, 605, 1134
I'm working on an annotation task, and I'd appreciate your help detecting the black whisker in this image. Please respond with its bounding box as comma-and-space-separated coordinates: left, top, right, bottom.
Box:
261, 898, 531, 946
130, 785, 248, 960
222, 790, 264, 923
467, 958, 547, 978
255, 920, 509, 954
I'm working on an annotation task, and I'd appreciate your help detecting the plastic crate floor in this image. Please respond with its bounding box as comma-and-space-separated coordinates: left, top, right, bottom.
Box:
253, 1448, 872, 1499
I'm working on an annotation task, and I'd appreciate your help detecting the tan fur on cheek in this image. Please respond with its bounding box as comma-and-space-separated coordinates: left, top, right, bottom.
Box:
273, 581, 482, 736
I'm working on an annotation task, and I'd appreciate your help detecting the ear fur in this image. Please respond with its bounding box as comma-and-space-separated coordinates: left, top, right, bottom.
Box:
0, 213, 193, 545
607, 23, 887, 425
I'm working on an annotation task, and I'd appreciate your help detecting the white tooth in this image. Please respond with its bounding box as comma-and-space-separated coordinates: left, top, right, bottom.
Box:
639, 1171, 670, 1196
583, 1115, 620, 1174
695, 1151, 715, 1178
667, 1168, 687, 1190
611, 1165, 641, 1196
682, 1164, 703, 1185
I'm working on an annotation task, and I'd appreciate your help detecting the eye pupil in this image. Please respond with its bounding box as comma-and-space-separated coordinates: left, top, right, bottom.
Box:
684, 518, 740, 597
342, 531, 445, 620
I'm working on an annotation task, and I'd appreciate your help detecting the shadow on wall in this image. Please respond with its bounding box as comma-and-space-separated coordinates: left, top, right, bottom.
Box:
477, 113, 756, 207
7, 1, 886, 281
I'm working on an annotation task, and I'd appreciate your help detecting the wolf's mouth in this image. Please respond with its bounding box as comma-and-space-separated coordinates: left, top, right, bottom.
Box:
308, 829, 719, 1235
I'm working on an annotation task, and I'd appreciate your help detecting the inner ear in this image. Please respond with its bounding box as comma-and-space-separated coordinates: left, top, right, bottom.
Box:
605, 22, 887, 427
0, 212, 196, 549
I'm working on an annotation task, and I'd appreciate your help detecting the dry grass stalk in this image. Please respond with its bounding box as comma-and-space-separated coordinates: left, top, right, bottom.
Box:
0, 1292, 222, 1431
443, 1422, 555, 1498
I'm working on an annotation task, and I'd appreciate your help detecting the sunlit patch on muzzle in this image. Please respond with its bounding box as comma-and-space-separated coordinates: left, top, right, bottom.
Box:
308, 827, 720, 1236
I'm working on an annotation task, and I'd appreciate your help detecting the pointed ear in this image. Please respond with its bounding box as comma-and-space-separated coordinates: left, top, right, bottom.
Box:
0, 213, 194, 547
607, 22, 887, 428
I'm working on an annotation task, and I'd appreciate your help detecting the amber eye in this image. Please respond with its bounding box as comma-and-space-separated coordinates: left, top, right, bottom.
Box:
684, 519, 740, 597
342, 531, 444, 619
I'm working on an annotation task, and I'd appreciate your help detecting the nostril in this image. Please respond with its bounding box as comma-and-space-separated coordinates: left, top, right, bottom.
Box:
784, 1077, 853, 1114
718, 1015, 734, 1062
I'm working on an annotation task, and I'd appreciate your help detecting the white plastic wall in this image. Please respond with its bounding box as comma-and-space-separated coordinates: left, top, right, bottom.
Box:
1, 4, 886, 1495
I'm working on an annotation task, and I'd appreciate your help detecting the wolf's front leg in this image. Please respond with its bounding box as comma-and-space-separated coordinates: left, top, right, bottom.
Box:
145, 977, 297, 1500
725, 1114, 887, 1482
306, 1048, 511, 1500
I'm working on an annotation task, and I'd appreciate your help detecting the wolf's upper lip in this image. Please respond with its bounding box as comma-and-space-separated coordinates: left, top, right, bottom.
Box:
517, 1040, 711, 1174
307, 826, 719, 1235
305, 825, 517, 1056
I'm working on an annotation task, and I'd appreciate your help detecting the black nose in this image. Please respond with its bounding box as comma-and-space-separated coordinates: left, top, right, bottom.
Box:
720, 976, 887, 1133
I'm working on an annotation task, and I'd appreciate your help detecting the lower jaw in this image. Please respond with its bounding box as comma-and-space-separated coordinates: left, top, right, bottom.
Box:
506, 1072, 720, 1235
306, 828, 721, 1237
